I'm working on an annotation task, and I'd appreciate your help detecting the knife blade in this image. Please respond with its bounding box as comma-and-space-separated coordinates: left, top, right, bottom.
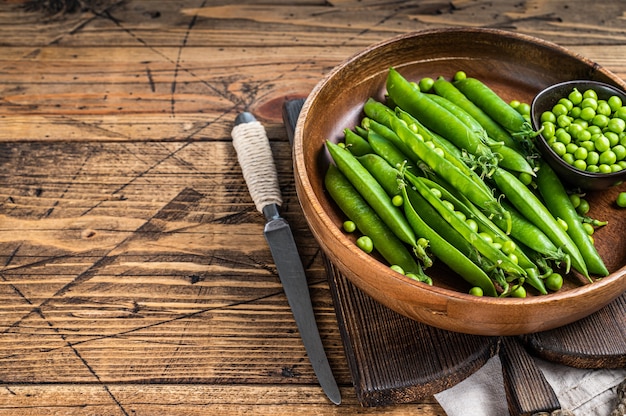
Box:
231, 111, 341, 405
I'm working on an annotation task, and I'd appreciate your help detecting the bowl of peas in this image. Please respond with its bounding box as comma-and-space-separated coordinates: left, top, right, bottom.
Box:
531, 80, 626, 190
293, 27, 626, 336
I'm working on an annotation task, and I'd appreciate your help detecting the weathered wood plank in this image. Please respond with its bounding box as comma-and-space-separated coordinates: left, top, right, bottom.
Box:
1, 44, 624, 143
3, 1, 626, 49
0, 385, 443, 415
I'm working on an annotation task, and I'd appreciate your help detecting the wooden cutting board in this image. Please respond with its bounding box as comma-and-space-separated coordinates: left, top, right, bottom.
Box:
283, 98, 626, 413
323, 257, 499, 406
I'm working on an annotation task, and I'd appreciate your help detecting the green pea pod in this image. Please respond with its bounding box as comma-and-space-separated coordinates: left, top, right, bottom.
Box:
357, 153, 401, 197
386, 68, 497, 165
363, 114, 417, 162
358, 153, 484, 270
425, 93, 495, 154
426, 177, 547, 294
325, 165, 421, 275
427, 92, 535, 177
405, 171, 527, 280
453, 77, 533, 136
354, 125, 369, 139
352, 153, 432, 268
359, 156, 502, 284
491, 167, 589, 279
393, 107, 463, 158
524, 267, 549, 295
367, 130, 412, 171
344, 128, 372, 156
490, 143, 536, 177
403, 178, 486, 269
446, 190, 548, 295
402, 184, 498, 296
365, 119, 430, 179
494, 200, 572, 273
364, 98, 511, 230
494, 201, 572, 273
535, 161, 608, 277
326, 140, 417, 247
359, 154, 490, 277
432, 76, 520, 150
394, 107, 494, 194
434, 182, 530, 268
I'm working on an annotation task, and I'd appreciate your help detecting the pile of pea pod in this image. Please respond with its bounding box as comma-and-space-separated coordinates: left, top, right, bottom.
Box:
324, 68, 610, 298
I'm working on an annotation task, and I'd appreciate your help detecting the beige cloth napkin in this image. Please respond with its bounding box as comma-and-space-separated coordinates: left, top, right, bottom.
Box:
435, 355, 626, 416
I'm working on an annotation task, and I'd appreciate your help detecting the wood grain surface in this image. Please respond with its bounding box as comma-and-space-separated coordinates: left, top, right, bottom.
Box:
1, 1, 625, 415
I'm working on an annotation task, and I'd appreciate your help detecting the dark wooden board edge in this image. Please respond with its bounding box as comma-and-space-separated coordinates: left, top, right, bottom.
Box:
499, 337, 561, 416
282, 97, 305, 145
520, 292, 626, 369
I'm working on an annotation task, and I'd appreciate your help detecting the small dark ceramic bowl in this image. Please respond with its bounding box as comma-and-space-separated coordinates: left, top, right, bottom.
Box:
531, 80, 626, 190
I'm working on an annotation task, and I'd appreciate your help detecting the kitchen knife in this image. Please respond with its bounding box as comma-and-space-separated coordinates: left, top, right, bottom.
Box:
231, 111, 341, 405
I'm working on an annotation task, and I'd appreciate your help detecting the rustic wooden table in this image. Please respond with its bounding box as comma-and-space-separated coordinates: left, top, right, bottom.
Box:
1, 1, 625, 415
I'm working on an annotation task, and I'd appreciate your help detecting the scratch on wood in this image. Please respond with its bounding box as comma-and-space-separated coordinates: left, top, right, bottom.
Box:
34, 304, 132, 416
170, 0, 207, 117
3, 244, 20, 268
24, 48, 41, 59
80, 142, 193, 216
146, 66, 156, 92
146, 187, 204, 222
46, 147, 95, 217
61, 115, 129, 139
62, 332, 130, 416
44, 200, 60, 217
2, 252, 79, 274
0, 269, 34, 307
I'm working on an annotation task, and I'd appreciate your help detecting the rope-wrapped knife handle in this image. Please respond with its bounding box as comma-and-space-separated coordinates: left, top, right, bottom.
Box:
231, 112, 283, 213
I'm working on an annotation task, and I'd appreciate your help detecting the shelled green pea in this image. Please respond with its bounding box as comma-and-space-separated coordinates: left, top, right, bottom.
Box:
510, 99, 531, 122
617, 192, 626, 208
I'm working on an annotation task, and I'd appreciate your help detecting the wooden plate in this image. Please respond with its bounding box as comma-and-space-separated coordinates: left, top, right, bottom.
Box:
293, 28, 626, 335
